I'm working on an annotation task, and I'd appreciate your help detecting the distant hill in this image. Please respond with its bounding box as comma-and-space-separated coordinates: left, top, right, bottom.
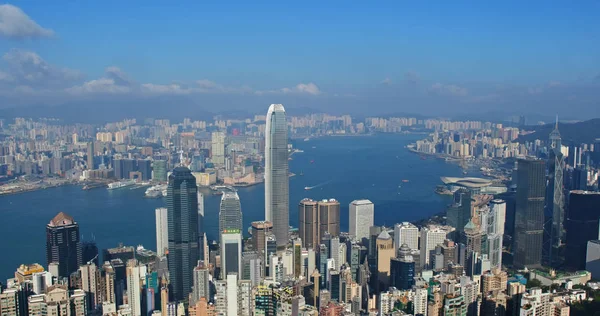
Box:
517, 118, 600, 144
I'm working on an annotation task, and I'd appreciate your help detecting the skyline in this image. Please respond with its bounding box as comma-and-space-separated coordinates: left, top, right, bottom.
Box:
0, 2, 599, 119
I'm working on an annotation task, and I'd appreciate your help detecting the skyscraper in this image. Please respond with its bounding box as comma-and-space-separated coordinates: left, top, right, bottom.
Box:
298, 198, 340, 250
545, 120, 565, 266
155, 207, 168, 257
390, 244, 415, 290
264, 104, 289, 249
349, 200, 374, 241
46, 212, 82, 278
565, 191, 600, 270
126, 260, 141, 316
87, 142, 94, 170
393, 222, 419, 250
376, 230, 394, 291
167, 166, 199, 301
219, 192, 242, 233
298, 198, 319, 249
192, 262, 211, 304
250, 221, 273, 257
318, 199, 341, 240
211, 132, 225, 165
513, 159, 545, 269
221, 231, 242, 279
446, 188, 472, 241
152, 160, 167, 182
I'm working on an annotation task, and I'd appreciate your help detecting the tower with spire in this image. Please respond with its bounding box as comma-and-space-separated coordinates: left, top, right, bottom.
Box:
545, 115, 565, 267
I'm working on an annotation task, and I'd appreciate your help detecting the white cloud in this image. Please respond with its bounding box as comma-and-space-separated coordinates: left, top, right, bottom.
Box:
66, 67, 131, 95
380, 77, 392, 85
294, 83, 320, 95
0, 4, 54, 39
429, 83, 468, 97
2, 49, 81, 86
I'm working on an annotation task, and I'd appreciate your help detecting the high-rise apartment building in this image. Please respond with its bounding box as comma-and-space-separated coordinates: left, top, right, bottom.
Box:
167, 166, 199, 301
192, 262, 211, 304
265, 104, 289, 249
126, 260, 141, 316
219, 192, 242, 233
155, 207, 168, 257
46, 212, 82, 278
211, 132, 225, 165
393, 222, 419, 250
513, 159, 545, 269
349, 200, 374, 241
565, 191, 600, 270
79, 262, 101, 311
87, 142, 94, 170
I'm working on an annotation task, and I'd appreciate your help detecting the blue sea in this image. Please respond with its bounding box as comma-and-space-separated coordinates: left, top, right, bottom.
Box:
0, 133, 469, 280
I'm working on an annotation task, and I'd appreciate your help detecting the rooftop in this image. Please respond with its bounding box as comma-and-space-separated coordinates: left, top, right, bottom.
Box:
440, 176, 493, 188
48, 212, 75, 227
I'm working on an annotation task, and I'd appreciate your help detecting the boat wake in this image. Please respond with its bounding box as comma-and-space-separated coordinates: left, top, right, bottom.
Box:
304, 180, 332, 190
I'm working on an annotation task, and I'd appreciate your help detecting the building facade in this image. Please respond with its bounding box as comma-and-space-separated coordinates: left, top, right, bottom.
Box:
264, 104, 289, 249
167, 166, 200, 301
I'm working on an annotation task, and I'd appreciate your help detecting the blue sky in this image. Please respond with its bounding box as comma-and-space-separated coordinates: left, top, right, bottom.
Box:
0, 1, 599, 119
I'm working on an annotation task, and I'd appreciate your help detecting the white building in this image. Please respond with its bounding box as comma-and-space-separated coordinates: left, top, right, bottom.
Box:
414, 287, 428, 316
226, 274, 238, 316
420, 225, 453, 269
155, 207, 168, 257
349, 200, 374, 241
126, 261, 142, 316
394, 222, 419, 250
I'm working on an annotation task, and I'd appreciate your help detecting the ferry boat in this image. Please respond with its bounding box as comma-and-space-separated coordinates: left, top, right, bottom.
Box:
145, 184, 167, 198
107, 180, 136, 190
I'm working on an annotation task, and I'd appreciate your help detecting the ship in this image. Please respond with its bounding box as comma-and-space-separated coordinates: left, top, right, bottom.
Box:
107, 180, 137, 190
145, 184, 167, 198
304, 186, 313, 190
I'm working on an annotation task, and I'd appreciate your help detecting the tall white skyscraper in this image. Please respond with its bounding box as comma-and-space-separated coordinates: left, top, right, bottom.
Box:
211, 132, 225, 165
155, 207, 168, 257
126, 260, 142, 316
349, 199, 374, 240
265, 104, 289, 249
394, 222, 419, 250
420, 225, 451, 269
